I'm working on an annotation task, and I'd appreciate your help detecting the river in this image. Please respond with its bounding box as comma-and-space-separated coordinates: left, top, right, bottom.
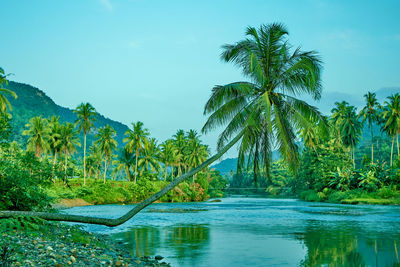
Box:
64, 197, 400, 266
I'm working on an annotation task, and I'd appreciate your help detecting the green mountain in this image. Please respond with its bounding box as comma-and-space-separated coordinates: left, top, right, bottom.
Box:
5, 81, 129, 157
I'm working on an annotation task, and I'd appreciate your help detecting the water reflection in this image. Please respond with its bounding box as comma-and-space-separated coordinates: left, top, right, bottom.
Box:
299, 221, 400, 267
113, 224, 210, 264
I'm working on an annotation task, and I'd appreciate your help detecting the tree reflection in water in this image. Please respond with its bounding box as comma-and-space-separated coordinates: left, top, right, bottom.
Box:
112, 224, 210, 264
298, 221, 400, 267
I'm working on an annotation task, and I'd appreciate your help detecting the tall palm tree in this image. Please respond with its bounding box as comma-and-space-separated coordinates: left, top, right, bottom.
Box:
95, 125, 117, 183
48, 116, 61, 180
331, 101, 350, 145
112, 148, 134, 181
186, 140, 209, 183
202, 23, 326, 180
0, 24, 328, 227
74, 102, 97, 185
382, 93, 400, 165
341, 106, 362, 167
358, 92, 380, 163
173, 129, 186, 176
59, 123, 81, 175
0, 68, 17, 116
159, 139, 178, 181
86, 144, 103, 179
138, 138, 160, 175
123, 121, 149, 183
22, 116, 50, 158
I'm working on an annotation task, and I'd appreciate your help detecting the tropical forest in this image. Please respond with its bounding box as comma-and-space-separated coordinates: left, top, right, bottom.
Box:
1, 1, 400, 266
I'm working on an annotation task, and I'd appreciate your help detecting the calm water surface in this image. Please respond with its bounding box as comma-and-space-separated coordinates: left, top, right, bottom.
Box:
65, 197, 400, 266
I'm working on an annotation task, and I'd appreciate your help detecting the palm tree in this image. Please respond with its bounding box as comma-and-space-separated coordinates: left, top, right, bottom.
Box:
59, 123, 81, 175
113, 148, 134, 181
382, 93, 400, 165
0, 68, 17, 116
48, 116, 62, 180
86, 145, 103, 179
331, 101, 350, 145
138, 138, 160, 175
159, 139, 178, 181
74, 102, 97, 185
0, 24, 327, 227
95, 125, 117, 183
202, 23, 326, 181
341, 106, 362, 167
186, 140, 209, 183
123, 121, 149, 183
173, 129, 186, 176
358, 92, 380, 163
22, 116, 50, 158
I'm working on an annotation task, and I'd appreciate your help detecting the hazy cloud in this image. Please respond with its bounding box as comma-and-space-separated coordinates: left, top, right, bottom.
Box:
322, 29, 360, 50
99, 0, 113, 11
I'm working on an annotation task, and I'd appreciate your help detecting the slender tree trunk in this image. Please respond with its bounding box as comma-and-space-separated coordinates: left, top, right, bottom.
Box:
126, 166, 131, 182
397, 133, 399, 158
370, 125, 374, 163
352, 147, 355, 168
53, 152, 57, 183
391, 135, 395, 166
83, 133, 87, 185
104, 158, 108, 184
171, 166, 174, 180
135, 148, 139, 183
64, 149, 68, 175
0, 131, 245, 226
164, 163, 168, 181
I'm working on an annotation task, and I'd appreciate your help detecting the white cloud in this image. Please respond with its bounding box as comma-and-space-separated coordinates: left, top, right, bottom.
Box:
99, 0, 113, 11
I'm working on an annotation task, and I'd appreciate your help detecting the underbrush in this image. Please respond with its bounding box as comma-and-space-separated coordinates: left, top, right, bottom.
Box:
47, 177, 210, 205
299, 186, 400, 205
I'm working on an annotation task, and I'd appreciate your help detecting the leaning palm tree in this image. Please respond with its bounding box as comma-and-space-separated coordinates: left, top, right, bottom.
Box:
59, 123, 81, 175
0, 68, 17, 116
358, 92, 380, 163
95, 125, 117, 183
123, 121, 149, 183
22, 116, 50, 158
382, 93, 400, 165
202, 23, 326, 180
74, 102, 97, 185
112, 148, 134, 181
159, 139, 178, 181
0, 23, 327, 227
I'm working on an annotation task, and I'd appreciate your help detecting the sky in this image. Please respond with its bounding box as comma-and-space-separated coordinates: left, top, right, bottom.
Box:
1, 0, 400, 158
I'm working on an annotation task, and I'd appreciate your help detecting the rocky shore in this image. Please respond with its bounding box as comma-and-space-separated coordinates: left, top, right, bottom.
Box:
0, 218, 170, 266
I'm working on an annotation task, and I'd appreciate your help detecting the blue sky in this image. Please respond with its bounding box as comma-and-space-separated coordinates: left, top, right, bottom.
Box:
2, 0, 400, 157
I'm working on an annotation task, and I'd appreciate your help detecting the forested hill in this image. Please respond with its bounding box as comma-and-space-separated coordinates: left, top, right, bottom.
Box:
5, 81, 129, 153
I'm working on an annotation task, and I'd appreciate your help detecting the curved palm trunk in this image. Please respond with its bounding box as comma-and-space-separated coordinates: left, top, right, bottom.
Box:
397, 134, 400, 158
0, 131, 244, 226
171, 166, 174, 180
83, 133, 87, 185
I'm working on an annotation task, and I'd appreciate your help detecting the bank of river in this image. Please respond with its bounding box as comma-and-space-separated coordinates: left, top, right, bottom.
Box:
64, 197, 400, 266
